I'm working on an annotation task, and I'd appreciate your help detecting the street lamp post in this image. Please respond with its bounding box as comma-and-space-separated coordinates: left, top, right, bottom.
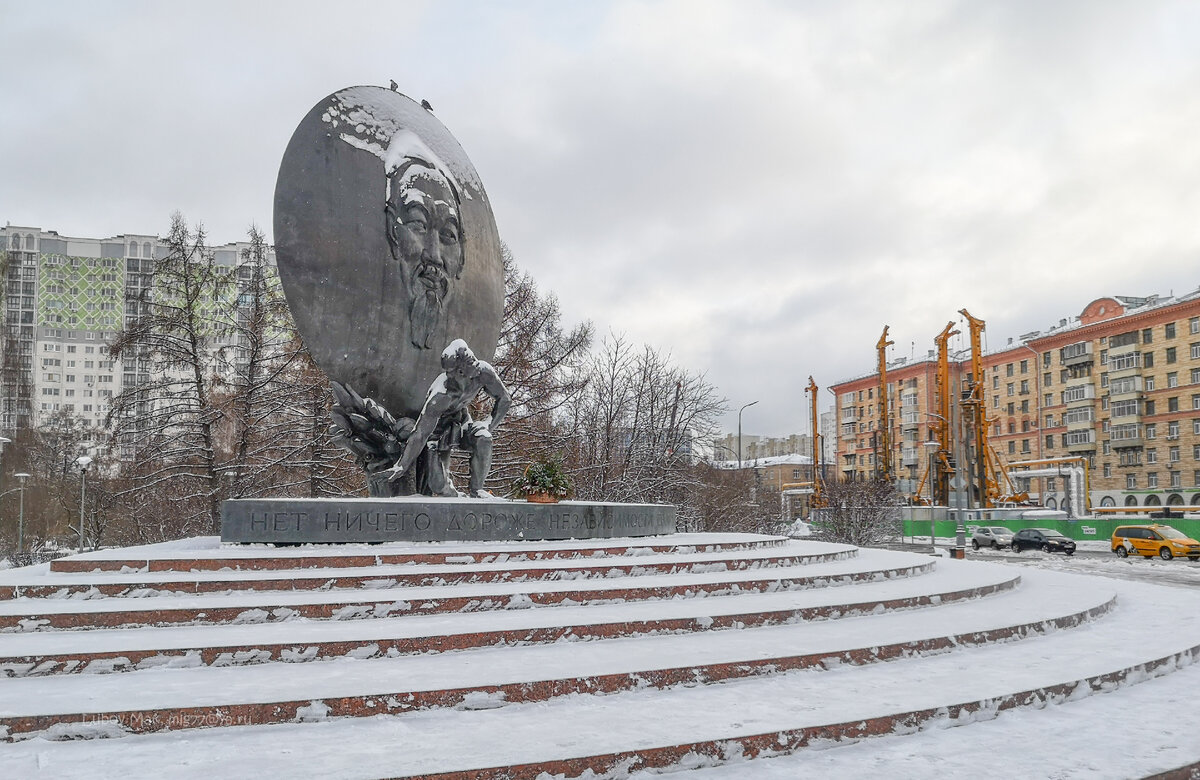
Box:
738, 400, 759, 469
13, 472, 30, 554
75, 455, 93, 552
952, 396, 969, 559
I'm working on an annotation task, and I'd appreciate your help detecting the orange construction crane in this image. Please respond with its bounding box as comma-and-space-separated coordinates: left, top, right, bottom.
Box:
805, 376, 825, 509
959, 308, 1029, 506
930, 321, 959, 505
876, 326, 895, 482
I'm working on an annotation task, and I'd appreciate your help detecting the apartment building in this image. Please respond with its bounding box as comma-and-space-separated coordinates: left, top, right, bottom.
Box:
831, 290, 1200, 509
711, 433, 813, 463
831, 356, 947, 494
0, 225, 273, 451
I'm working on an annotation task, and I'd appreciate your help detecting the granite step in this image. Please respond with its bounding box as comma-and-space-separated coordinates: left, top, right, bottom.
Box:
0, 565, 1109, 738
48, 533, 786, 573
0, 550, 934, 632
0, 542, 852, 600
2, 572, 1192, 779
0, 557, 1016, 676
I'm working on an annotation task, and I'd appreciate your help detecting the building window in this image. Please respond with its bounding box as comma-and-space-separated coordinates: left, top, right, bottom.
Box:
1143, 328, 1153, 344
1020, 360, 1028, 374
1043, 372, 1052, 387
1169, 397, 1180, 413
1045, 434, 1054, 449
1166, 322, 1176, 339
1166, 347, 1177, 364
1146, 376, 1156, 391
1146, 423, 1157, 439
1147, 472, 1159, 488
1148, 448, 1158, 464
1007, 363, 1014, 377
1146, 400, 1156, 416
1127, 474, 1137, 490
1191, 317, 1200, 335
1170, 446, 1181, 463
1169, 421, 1180, 439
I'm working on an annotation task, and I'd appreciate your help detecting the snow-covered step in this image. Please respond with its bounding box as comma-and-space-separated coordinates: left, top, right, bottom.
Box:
0, 557, 1016, 676
49, 533, 786, 573
0, 549, 934, 632
0, 542, 853, 600
649, 660, 1200, 780
0, 572, 1191, 779
0, 566, 1112, 738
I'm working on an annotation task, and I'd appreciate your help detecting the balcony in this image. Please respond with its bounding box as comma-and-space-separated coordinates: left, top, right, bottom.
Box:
841, 409, 860, 423
1061, 342, 1094, 368
1108, 354, 1142, 378
1065, 416, 1095, 431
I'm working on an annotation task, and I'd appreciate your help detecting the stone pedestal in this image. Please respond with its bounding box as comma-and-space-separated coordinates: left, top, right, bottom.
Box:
220, 497, 676, 544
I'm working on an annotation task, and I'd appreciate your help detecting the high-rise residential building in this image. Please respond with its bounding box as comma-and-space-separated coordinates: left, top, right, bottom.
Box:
830, 290, 1200, 511
0, 225, 272, 453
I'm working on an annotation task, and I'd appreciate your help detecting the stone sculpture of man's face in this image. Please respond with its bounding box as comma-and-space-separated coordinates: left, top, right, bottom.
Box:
385, 159, 465, 349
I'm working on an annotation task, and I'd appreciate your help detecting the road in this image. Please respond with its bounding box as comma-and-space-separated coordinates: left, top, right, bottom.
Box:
880, 539, 1200, 589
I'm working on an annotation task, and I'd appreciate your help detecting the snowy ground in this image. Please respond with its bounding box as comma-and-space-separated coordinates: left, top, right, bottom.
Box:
1, 536, 1198, 779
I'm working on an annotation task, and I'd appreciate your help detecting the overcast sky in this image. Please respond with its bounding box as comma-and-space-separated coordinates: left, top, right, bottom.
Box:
4, 0, 1200, 436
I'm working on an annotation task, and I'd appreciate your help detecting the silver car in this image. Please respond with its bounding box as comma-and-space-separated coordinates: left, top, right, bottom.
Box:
971, 526, 1015, 550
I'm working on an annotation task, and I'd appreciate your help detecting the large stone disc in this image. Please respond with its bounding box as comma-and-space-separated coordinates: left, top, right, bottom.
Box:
274, 86, 504, 419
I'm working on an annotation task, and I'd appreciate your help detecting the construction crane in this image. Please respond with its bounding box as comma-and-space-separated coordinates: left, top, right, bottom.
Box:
914, 321, 959, 506
959, 308, 1029, 507
805, 376, 825, 509
959, 309, 990, 507
876, 326, 895, 482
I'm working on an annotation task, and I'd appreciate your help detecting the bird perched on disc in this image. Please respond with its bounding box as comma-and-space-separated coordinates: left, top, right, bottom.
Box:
389, 79, 398, 91
421, 99, 433, 111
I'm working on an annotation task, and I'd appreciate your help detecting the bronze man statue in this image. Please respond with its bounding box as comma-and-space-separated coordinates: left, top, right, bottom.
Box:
389, 339, 510, 497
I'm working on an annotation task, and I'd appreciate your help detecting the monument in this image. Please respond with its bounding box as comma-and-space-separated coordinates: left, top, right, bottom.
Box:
220, 85, 675, 543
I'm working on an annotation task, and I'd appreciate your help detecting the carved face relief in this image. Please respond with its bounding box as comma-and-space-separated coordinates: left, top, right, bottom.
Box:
385, 160, 465, 349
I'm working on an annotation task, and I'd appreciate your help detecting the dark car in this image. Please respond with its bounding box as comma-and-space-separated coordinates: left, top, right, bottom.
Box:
1011, 528, 1076, 555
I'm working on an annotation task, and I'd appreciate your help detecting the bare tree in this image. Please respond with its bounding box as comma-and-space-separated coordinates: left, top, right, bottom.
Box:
483, 247, 592, 491
565, 334, 727, 526
811, 478, 902, 547
109, 213, 231, 536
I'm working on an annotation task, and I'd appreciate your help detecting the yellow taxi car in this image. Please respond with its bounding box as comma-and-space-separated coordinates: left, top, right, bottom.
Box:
1111, 524, 1200, 561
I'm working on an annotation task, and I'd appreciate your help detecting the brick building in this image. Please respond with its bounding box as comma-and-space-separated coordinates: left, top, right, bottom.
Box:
830, 290, 1200, 510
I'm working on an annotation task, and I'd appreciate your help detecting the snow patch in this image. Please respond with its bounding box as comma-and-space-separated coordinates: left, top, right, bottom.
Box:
295, 700, 331, 722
